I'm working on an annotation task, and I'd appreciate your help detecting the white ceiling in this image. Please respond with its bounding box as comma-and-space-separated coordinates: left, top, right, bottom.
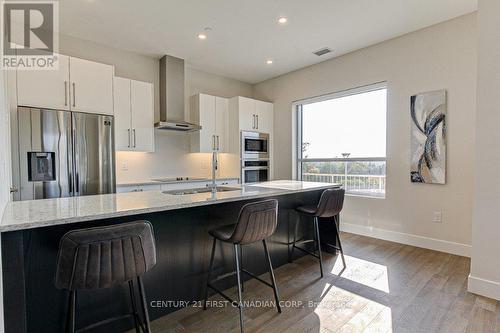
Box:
59, 0, 477, 84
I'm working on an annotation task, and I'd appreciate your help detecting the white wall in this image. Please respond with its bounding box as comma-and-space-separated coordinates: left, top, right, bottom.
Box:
0, 70, 11, 333
0, 74, 11, 215
59, 35, 252, 183
468, 0, 500, 300
253, 14, 477, 254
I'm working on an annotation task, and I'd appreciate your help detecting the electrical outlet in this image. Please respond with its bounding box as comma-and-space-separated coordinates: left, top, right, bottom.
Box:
121, 161, 128, 171
432, 211, 442, 223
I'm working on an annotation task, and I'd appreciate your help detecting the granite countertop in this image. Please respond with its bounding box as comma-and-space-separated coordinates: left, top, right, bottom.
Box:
0, 181, 341, 232
116, 177, 240, 187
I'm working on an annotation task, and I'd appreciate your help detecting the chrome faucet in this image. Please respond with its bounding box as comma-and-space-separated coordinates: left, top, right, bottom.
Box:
211, 150, 218, 192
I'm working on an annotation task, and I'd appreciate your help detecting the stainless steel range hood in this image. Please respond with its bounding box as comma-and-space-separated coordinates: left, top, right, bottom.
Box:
155, 55, 201, 131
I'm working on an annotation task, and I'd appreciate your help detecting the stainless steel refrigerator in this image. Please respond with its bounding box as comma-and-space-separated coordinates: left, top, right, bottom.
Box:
14, 107, 115, 201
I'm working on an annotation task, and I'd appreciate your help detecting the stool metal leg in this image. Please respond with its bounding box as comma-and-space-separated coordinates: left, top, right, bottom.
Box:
314, 217, 324, 278
240, 245, 244, 292
262, 239, 282, 313
137, 276, 152, 333
289, 213, 300, 263
128, 280, 141, 333
334, 215, 346, 269
66, 290, 76, 333
203, 237, 217, 310
234, 244, 244, 333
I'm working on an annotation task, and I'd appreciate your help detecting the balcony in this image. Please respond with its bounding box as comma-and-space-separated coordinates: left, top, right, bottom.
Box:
299, 159, 386, 198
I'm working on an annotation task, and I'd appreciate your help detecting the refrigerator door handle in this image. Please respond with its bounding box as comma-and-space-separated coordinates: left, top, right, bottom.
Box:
69, 172, 73, 194
72, 127, 78, 195
128, 129, 131, 148
133, 129, 136, 148
75, 173, 79, 194
72, 82, 76, 107
64, 81, 68, 106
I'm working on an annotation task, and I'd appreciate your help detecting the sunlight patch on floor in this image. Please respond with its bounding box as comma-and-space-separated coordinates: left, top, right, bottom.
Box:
312, 284, 393, 332
331, 255, 390, 293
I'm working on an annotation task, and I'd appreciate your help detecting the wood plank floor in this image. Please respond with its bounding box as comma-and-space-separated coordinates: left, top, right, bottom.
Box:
138, 233, 499, 333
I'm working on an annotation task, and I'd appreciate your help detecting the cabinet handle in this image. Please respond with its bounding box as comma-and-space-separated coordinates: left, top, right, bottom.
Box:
128, 129, 131, 148
256, 115, 259, 129
216, 135, 220, 150
133, 129, 137, 148
212, 135, 216, 150
252, 115, 255, 129
72, 82, 76, 107
64, 81, 68, 106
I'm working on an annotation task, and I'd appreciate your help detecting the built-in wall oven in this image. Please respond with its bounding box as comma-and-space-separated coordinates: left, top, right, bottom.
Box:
241, 131, 269, 159
241, 159, 269, 184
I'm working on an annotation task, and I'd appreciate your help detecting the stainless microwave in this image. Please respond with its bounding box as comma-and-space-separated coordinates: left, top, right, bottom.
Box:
241, 131, 269, 159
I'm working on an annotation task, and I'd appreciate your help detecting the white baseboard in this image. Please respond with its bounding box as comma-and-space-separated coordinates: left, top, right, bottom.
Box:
468, 275, 500, 301
340, 222, 471, 257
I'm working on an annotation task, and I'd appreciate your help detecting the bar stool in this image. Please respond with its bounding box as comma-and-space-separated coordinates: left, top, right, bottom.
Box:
291, 188, 346, 278
55, 221, 157, 333
203, 199, 281, 333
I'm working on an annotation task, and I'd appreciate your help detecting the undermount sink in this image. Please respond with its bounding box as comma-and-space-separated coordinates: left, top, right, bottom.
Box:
162, 186, 240, 196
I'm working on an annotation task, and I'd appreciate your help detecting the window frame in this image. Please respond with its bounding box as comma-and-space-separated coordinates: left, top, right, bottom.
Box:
293, 82, 388, 198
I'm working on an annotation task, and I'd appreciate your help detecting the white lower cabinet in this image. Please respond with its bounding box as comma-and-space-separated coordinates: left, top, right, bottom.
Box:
160, 179, 239, 192
116, 184, 161, 193
117, 179, 239, 194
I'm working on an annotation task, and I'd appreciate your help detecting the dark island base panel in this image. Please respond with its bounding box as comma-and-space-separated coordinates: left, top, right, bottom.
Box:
2, 191, 339, 333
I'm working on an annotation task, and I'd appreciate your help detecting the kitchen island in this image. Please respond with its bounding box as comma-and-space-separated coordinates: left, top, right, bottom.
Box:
0, 181, 340, 333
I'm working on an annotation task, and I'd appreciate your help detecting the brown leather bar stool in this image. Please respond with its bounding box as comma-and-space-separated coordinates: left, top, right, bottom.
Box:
55, 221, 157, 333
203, 199, 281, 333
291, 188, 346, 278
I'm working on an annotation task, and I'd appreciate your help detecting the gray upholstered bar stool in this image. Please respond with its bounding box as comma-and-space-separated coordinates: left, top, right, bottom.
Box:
203, 199, 281, 333
291, 188, 346, 278
55, 221, 157, 333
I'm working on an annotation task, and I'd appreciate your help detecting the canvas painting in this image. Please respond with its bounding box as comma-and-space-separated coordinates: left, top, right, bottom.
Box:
410, 90, 447, 184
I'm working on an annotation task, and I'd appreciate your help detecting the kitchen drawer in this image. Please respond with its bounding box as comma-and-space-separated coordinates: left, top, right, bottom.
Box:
217, 179, 239, 186
160, 182, 207, 191
116, 184, 161, 193
160, 179, 239, 192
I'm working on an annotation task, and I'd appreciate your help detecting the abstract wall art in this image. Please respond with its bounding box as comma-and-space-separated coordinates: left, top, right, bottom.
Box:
410, 90, 447, 184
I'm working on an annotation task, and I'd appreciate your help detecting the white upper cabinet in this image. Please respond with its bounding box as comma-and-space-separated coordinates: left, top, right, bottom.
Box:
228, 96, 274, 155
113, 77, 132, 150
215, 96, 229, 152
238, 97, 257, 132
254, 100, 273, 134
190, 94, 228, 153
130, 80, 154, 152
69, 57, 114, 115
17, 55, 114, 115
113, 77, 154, 152
17, 54, 71, 110
230, 96, 273, 133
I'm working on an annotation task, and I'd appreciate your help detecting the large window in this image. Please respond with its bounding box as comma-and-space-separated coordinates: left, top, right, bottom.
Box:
296, 83, 387, 198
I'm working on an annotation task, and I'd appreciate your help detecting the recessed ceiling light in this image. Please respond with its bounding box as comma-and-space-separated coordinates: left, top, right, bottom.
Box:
278, 17, 288, 24
198, 33, 207, 40
266, 59, 273, 65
